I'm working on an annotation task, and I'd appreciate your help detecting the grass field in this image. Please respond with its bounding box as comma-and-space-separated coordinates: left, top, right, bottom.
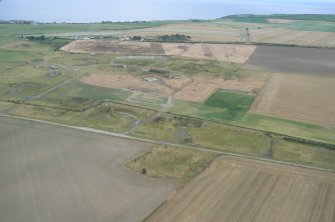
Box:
130, 113, 335, 170
127, 145, 217, 181
221, 14, 335, 32
0, 22, 169, 36
170, 90, 256, 121
148, 156, 335, 222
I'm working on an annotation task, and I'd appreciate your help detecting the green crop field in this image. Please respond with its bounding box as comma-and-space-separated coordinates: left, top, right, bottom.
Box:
0, 22, 170, 36
169, 90, 256, 122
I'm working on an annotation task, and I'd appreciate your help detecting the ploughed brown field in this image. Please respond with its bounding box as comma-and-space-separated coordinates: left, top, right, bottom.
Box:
246, 46, 335, 127
148, 156, 335, 222
0, 117, 177, 222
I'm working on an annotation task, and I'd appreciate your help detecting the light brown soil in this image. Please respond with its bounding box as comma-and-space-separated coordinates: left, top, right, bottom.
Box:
162, 43, 256, 63
61, 40, 154, 54
0, 117, 178, 222
251, 28, 335, 47
130, 22, 244, 42
163, 77, 193, 89
82, 74, 174, 95
148, 156, 335, 222
82, 73, 264, 103
266, 18, 296, 24
61, 40, 256, 64
250, 73, 283, 113
175, 76, 264, 102
250, 73, 335, 127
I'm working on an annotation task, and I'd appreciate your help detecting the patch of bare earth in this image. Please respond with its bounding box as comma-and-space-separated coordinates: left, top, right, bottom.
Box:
266, 18, 296, 24
163, 77, 193, 89
148, 156, 335, 222
251, 28, 335, 47
61, 40, 256, 63
81, 72, 264, 104
162, 43, 256, 63
174, 76, 264, 102
250, 73, 335, 127
82, 74, 173, 95
130, 22, 244, 42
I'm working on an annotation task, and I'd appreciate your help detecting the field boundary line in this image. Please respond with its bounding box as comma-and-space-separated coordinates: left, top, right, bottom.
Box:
1, 98, 335, 146
1, 114, 334, 173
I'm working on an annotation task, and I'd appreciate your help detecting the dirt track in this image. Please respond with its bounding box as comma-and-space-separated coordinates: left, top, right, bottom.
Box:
0, 117, 177, 222
148, 156, 335, 222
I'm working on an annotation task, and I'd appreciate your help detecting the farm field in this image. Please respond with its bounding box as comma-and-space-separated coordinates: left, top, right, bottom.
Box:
129, 22, 245, 42
148, 156, 335, 222
61, 40, 256, 63
0, 117, 178, 222
251, 73, 335, 127
244, 46, 335, 75
250, 28, 335, 47
2, 13, 335, 222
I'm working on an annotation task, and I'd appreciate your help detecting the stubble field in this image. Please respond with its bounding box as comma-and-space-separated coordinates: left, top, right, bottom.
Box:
251, 73, 335, 127
148, 156, 335, 222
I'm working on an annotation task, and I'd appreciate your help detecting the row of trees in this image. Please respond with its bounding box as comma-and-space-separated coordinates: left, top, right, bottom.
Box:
157, 34, 191, 42
27, 35, 46, 41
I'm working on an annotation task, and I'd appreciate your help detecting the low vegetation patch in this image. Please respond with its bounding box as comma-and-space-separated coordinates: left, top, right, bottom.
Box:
127, 145, 217, 181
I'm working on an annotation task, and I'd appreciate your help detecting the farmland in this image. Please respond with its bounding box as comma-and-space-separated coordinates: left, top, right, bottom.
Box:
0, 117, 178, 222
1, 15, 335, 221
244, 46, 335, 75
250, 73, 335, 127
147, 156, 335, 222
61, 40, 256, 63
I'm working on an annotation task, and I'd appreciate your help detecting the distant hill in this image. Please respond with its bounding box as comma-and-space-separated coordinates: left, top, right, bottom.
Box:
222, 14, 335, 23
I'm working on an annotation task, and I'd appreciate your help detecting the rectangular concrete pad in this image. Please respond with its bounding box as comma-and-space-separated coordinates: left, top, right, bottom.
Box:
0, 117, 177, 222
148, 156, 335, 222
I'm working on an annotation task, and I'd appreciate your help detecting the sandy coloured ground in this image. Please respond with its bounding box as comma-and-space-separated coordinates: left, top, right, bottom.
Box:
163, 77, 193, 89
82, 74, 264, 103
0, 117, 178, 222
162, 43, 256, 63
82, 74, 174, 95
148, 156, 335, 222
130, 22, 244, 42
266, 18, 296, 24
61, 40, 256, 64
250, 28, 335, 47
250, 73, 335, 127
174, 76, 264, 102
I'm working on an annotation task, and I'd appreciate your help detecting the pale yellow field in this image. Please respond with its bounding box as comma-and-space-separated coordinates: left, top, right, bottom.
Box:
251, 28, 335, 47
148, 156, 335, 222
130, 22, 244, 42
250, 73, 335, 127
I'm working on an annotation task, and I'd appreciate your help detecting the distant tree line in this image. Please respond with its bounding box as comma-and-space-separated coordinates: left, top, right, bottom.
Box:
27, 35, 46, 41
101, 21, 150, 24
157, 34, 191, 42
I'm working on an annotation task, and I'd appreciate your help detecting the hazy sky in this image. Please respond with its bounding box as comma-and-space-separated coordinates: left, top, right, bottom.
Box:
0, 0, 334, 22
